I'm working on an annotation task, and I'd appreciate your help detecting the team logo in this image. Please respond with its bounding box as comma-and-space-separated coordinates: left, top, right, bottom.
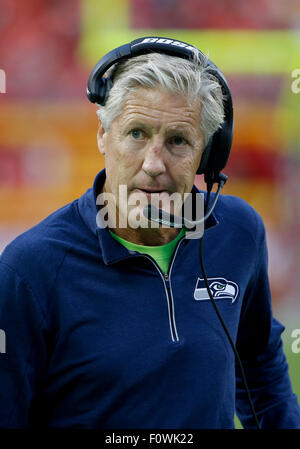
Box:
194, 277, 239, 303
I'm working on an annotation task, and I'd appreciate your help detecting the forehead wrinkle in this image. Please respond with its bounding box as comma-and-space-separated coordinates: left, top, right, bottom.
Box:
120, 106, 199, 131
124, 102, 197, 119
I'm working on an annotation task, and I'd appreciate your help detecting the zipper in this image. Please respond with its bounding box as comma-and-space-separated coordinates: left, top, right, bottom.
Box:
141, 236, 186, 343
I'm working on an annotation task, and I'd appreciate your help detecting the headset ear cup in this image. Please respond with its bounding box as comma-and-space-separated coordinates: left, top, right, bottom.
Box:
86, 86, 99, 104
97, 76, 112, 106
87, 76, 112, 105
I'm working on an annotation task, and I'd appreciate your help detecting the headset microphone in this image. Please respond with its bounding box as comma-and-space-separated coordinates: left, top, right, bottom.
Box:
143, 173, 228, 229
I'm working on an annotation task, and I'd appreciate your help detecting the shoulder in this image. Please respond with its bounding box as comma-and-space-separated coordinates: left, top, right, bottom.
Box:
211, 192, 266, 244
0, 199, 83, 298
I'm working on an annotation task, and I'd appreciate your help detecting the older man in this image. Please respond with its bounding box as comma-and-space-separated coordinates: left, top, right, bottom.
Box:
0, 37, 299, 429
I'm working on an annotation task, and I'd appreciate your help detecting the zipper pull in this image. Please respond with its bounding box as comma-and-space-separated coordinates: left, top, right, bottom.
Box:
164, 273, 169, 282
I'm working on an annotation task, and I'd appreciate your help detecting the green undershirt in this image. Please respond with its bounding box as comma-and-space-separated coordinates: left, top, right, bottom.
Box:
109, 228, 186, 274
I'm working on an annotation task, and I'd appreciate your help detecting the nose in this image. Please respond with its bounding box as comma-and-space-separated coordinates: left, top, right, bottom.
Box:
142, 143, 166, 178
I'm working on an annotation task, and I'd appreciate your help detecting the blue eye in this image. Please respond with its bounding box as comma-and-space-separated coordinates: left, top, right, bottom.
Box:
170, 136, 187, 146
130, 129, 143, 140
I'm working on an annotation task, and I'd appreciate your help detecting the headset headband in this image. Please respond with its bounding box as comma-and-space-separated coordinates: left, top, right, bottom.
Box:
87, 37, 234, 180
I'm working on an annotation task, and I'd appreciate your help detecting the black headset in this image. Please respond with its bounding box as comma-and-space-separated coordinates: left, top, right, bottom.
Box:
86, 36, 234, 185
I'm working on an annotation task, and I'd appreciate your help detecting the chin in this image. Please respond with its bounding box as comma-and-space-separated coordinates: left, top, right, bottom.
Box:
127, 204, 150, 230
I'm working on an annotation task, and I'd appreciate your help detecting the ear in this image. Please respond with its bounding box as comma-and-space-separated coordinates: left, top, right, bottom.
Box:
97, 122, 107, 156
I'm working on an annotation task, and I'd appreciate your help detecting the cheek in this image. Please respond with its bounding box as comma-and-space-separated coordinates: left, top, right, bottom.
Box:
105, 137, 142, 187
104, 137, 124, 176
170, 154, 200, 190
109, 135, 140, 167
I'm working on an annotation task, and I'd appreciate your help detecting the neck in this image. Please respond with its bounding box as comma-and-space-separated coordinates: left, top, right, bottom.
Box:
110, 226, 181, 246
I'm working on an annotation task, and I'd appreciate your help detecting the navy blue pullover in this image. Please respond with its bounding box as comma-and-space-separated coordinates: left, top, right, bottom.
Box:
0, 168, 299, 429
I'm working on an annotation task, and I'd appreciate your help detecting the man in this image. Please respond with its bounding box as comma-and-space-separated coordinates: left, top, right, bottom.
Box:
0, 37, 299, 429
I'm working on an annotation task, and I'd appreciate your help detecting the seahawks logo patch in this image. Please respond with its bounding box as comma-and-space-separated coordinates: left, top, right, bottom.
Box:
194, 277, 239, 303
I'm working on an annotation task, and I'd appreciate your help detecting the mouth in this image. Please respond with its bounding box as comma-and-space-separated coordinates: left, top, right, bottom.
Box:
135, 188, 169, 195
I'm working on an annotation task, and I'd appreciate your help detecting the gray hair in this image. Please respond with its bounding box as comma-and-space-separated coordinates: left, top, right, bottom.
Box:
96, 51, 225, 147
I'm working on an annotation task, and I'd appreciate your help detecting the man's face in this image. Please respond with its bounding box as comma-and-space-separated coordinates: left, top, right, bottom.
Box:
98, 86, 204, 228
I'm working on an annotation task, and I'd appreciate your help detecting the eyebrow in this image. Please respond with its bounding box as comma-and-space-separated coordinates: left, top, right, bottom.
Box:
122, 119, 195, 139
124, 121, 151, 131
119, 119, 149, 135
165, 128, 194, 139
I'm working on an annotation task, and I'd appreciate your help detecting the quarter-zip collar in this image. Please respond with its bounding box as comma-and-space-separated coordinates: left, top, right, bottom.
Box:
77, 168, 219, 265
